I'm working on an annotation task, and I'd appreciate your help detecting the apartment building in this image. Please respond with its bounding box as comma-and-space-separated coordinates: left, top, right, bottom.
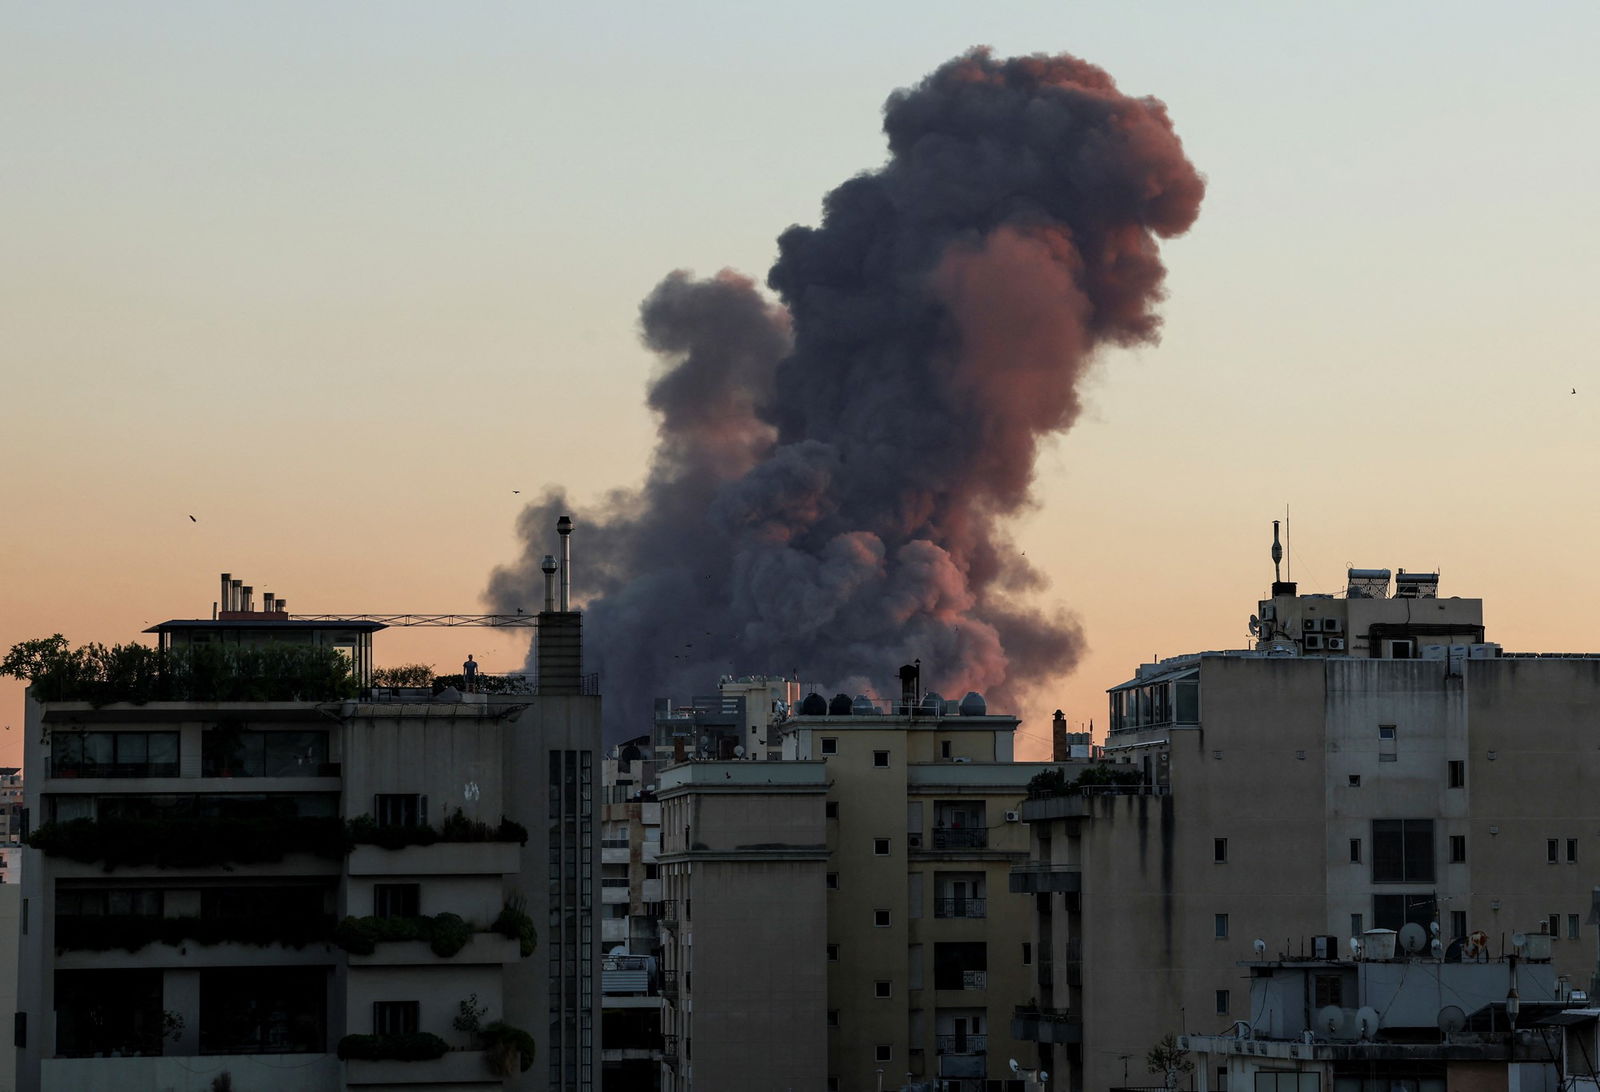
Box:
0, 769, 23, 883
601, 735, 665, 1089
653, 664, 1071, 1092
1013, 561, 1600, 1092
14, 556, 600, 1092
650, 676, 799, 765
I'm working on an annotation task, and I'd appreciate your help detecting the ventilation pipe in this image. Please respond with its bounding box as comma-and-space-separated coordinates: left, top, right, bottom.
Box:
220, 573, 232, 614
541, 555, 558, 613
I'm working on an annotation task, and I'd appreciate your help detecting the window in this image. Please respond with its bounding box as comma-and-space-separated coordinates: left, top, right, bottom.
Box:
1372, 819, 1434, 883
1349, 839, 1362, 864
826, 873, 839, 890
1214, 838, 1228, 863
1022, 942, 1032, 966
53, 731, 181, 778
373, 1001, 418, 1037
1571, 914, 1582, 940
375, 794, 425, 828
873, 838, 891, 856
932, 941, 987, 989
1313, 974, 1342, 1007
1218, 1068, 1228, 1092
373, 883, 420, 919
941, 740, 952, 759
820, 737, 838, 756
1216, 989, 1230, 1014
1378, 725, 1396, 740
875, 1044, 892, 1063
827, 943, 839, 961
1451, 910, 1467, 940
1448, 760, 1465, 788
1449, 835, 1466, 864
1569, 838, 1579, 863
1214, 913, 1229, 939
1351, 913, 1363, 937
825, 801, 839, 819
1549, 839, 1560, 864
873, 751, 890, 769
1256, 1073, 1320, 1092
827, 1009, 839, 1028
1348, 775, 1361, 787
1549, 914, 1561, 939
874, 980, 891, 999
1373, 894, 1435, 932
829, 1080, 840, 1092
874, 909, 890, 928
202, 729, 328, 778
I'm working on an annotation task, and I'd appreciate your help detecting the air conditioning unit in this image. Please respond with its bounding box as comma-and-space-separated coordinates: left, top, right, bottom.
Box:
1004, 810, 1021, 823
1303, 619, 1320, 632
1327, 638, 1346, 651
1304, 634, 1325, 650
1322, 618, 1343, 633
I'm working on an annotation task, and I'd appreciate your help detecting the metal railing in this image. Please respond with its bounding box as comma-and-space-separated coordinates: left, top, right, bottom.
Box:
933, 898, 986, 919
935, 1034, 987, 1055
48, 760, 180, 779
661, 970, 679, 1001
931, 827, 987, 849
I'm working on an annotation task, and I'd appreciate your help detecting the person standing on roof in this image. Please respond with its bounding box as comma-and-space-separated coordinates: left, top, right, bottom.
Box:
463, 654, 479, 693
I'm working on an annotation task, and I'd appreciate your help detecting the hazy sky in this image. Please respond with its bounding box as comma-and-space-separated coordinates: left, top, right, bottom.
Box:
5, 2, 1598, 763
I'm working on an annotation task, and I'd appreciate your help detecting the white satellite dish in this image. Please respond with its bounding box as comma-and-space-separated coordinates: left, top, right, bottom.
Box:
1039, 1074, 1049, 1085
1438, 1005, 1467, 1036
1429, 921, 1440, 936
1009, 1060, 1021, 1075
1349, 936, 1362, 957
1399, 923, 1428, 953
1512, 932, 1528, 951
1357, 1007, 1380, 1040
1252, 938, 1267, 956
733, 745, 745, 757
1317, 1005, 1343, 1035
1430, 938, 1444, 959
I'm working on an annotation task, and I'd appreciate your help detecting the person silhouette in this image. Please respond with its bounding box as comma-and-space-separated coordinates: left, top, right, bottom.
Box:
463, 654, 479, 692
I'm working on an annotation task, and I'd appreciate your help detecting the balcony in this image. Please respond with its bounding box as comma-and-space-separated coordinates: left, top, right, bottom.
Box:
658, 899, 678, 928
1009, 862, 1082, 894
602, 880, 630, 905
933, 898, 986, 919
1012, 1006, 1081, 1045
47, 759, 180, 779
936, 1033, 987, 1054
345, 1049, 497, 1086
930, 828, 988, 850
661, 970, 679, 1002
347, 841, 520, 877
661, 1034, 679, 1066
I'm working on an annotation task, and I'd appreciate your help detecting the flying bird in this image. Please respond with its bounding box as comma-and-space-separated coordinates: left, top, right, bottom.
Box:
1572, 388, 1577, 395
512, 490, 521, 494
188, 515, 197, 522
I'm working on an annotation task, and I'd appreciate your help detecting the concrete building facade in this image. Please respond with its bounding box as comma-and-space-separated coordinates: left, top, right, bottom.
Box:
1014, 564, 1600, 1092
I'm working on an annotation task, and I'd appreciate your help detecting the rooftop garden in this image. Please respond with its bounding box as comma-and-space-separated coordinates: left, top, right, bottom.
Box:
1027, 763, 1147, 799
3, 635, 357, 704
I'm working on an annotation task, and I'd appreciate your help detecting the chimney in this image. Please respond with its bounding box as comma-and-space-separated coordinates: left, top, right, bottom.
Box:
242, 586, 253, 613
220, 573, 232, 614
230, 580, 243, 613
541, 555, 558, 613
1052, 710, 1069, 761
557, 515, 574, 612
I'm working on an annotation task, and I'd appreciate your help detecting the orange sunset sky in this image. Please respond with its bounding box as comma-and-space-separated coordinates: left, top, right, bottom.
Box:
5, 3, 1599, 766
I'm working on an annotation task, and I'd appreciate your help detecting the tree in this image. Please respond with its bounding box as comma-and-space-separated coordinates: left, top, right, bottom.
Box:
1146, 1032, 1193, 1091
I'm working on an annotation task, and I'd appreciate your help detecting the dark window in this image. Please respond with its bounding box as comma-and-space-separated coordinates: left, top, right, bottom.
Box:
932, 942, 987, 990
820, 738, 838, 756
1448, 760, 1465, 788
825, 801, 839, 819
875, 1044, 892, 1062
873, 751, 890, 769
1350, 838, 1362, 864
1348, 775, 1361, 787
1373, 893, 1435, 932
826, 873, 839, 890
373, 1001, 418, 1037
373, 884, 420, 919
827, 1009, 839, 1028
1451, 910, 1467, 940
941, 740, 952, 759
874, 980, 891, 999
873, 838, 890, 856
1569, 838, 1579, 863
1214, 838, 1228, 863
55, 969, 163, 1057
1214, 913, 1229, 938
1548, 838, 1560, 864
1351, 913, 1363, 936
1216, 989, 1230, 1014
1314, 974, 1342, 1007
1449, 835, 1466, 863
1378, 724, 1396, 740
198, 967, 327, 1055
827, 944, 839, 961
1258, 1074, 1320, 1092
203, 729, 328, 778
1549, 914, 1561, 939
1372, 819, 1434, 883
52, 731, 180, 778
1570, 914, 1581, 940
375, 794, 425, 828
1022, 942, 1032, 966
874, 909, 890, 928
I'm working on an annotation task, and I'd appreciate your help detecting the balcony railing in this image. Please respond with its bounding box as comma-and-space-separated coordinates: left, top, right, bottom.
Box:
933, 898, 986, 919
48, 759, 180, 779
661, 970, 679, 1001
1009, 862, 1082, 894
931, 827, 987, 850
661, 1034, 678, 1066
935, 1034, 987, 1055
658, 899, 677, 928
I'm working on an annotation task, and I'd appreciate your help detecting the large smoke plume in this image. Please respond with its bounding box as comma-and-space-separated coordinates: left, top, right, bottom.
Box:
489, 48, 1204, 741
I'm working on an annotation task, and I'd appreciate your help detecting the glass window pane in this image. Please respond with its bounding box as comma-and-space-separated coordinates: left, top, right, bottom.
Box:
148, 734, 179, 772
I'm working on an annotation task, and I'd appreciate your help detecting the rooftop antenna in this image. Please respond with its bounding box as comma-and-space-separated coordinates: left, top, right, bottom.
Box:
1271, 520, 1283, 584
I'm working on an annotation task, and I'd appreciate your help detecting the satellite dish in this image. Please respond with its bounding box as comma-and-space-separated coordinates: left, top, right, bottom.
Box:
698, 735, 710, 747
1039, 1072, 1049, 1084
1512, 932, 1528, 951
1438, 1005, 1467, 1036
1357, 1007, 1380, 1040
1009, 1059, 1021, 1075
1252, 938, 1267, 956
1317, 1005, 1343, 1035
1349, 936, 1362, 957
1399, 923, 1428, 953
1248, 615, 1262, 636
608, 944, 627, 957
1429, 921, 1440, 936
733, 745, 745, 757
1430, 938, 1444, 958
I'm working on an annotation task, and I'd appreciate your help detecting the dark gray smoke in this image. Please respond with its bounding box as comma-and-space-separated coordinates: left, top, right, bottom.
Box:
490, 48, 1204, 741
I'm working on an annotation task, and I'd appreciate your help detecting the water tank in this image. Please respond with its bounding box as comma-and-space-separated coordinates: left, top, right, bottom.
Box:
852, 694, 875, 715
828, 693, 854, 716
958, 691, 987, 716
1362, 928, 1398, 961
800, 692, 828, 716
920, 691, 944, 712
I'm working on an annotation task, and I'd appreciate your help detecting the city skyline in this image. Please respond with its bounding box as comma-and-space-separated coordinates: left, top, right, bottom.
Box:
6, 2, 1599, 765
